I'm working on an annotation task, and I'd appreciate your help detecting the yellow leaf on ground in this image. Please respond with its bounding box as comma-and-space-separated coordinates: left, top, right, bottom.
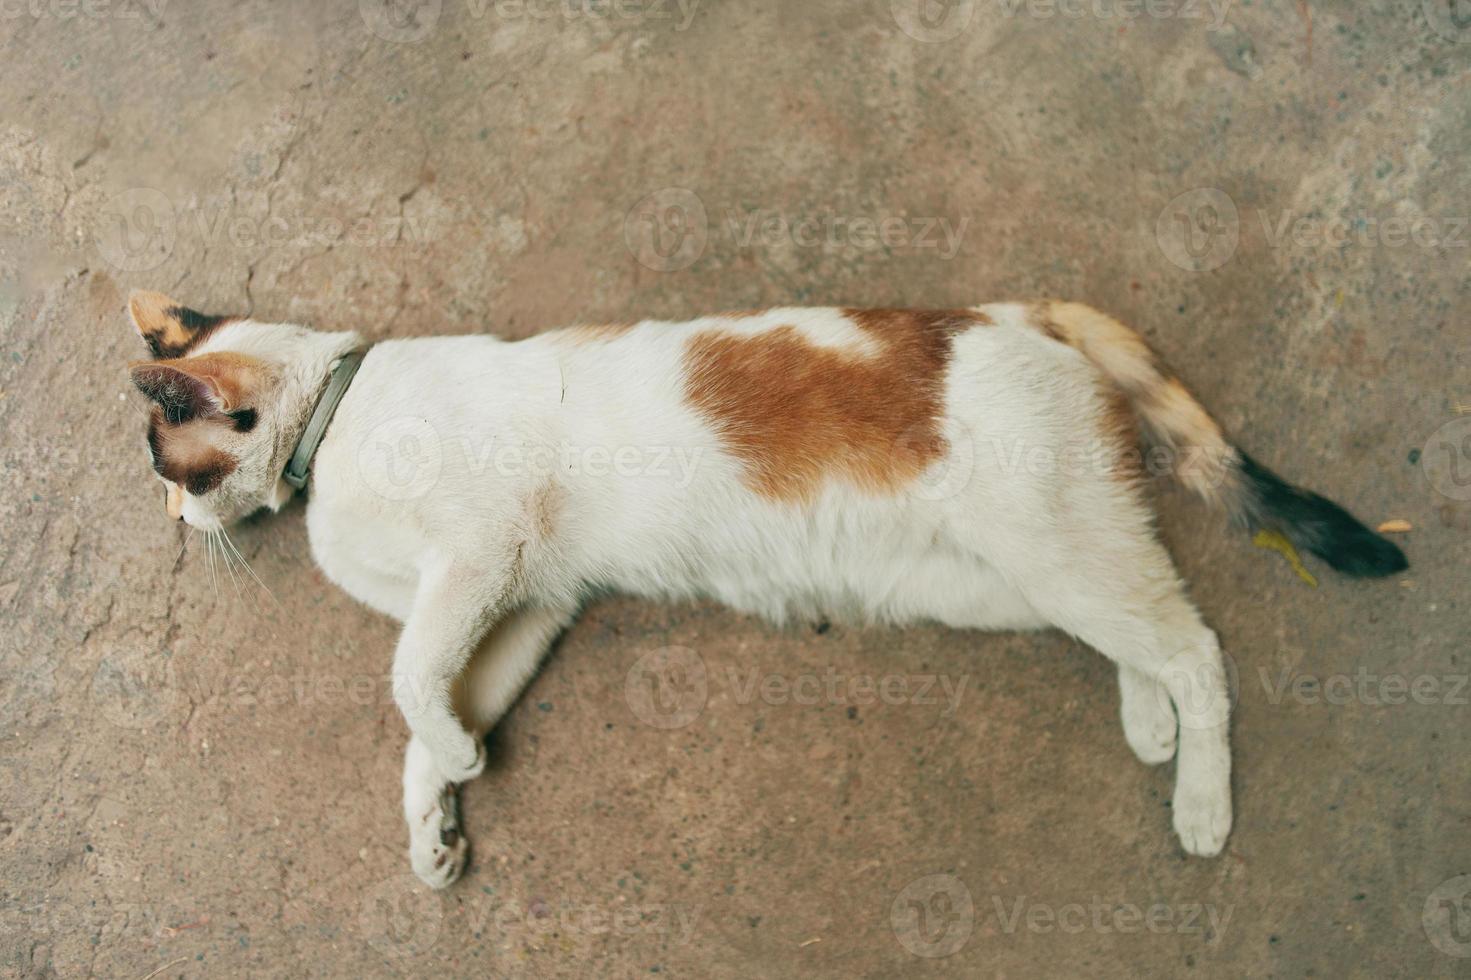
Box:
1252, 529, 1318, 587
1376, 519, 1412, 533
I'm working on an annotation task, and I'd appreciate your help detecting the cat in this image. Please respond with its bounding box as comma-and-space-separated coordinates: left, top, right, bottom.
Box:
124, 289, 1406, 888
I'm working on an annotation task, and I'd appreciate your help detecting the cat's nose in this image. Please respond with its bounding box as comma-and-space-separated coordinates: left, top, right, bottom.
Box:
164, 483, 185, 521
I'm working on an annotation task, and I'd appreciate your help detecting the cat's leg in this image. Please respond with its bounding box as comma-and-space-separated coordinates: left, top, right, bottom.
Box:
403, 735, 468, 888
392, 559, 514, 784
1010, 542, 1229, 855
897, 543, 1178, 764
453, 603, 579, 733
403, 603, 576, 889
951, 477, 1231, 856
1117, 664, 1178, 765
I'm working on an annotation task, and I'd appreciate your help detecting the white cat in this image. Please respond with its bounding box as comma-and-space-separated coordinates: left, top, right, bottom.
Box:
125, 290, 1406, 888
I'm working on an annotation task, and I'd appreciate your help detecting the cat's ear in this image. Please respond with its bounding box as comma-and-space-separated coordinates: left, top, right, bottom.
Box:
130, 353, 264, 419
128, 290, 233, 359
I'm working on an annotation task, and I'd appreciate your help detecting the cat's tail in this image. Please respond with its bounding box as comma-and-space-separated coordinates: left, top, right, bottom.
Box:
1034, 301, 1407, 578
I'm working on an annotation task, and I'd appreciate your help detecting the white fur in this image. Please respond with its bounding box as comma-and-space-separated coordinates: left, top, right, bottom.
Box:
181, 307, 1233, 887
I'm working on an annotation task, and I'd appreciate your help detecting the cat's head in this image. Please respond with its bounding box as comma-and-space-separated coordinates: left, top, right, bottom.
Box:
125, 290, 357, 529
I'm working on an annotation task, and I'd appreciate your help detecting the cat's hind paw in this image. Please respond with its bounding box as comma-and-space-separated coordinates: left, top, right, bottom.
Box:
410, 786, 470, 889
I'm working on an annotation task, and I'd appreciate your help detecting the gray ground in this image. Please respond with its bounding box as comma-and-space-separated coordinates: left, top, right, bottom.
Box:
2, 1, 1469, 977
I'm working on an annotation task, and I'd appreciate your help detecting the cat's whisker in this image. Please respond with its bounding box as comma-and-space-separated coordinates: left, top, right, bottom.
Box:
217, 530, 245, 598
174, 525, 195, 568
205, 530, 220, 596
221, 527, 278, 605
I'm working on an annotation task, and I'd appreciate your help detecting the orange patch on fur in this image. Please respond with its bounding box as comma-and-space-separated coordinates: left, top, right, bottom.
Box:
1098, 385, 1144, 483
131, 351, 266, 415
683, 309, 986, 503
129, 290, 234, 359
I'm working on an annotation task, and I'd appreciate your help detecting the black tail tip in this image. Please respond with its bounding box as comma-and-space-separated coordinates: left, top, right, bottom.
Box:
1238, 452, 1409, 579
1308, 521, 1409, 578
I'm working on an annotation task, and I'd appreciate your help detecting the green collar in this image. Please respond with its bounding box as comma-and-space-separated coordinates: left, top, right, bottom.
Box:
282, 350, 367, 490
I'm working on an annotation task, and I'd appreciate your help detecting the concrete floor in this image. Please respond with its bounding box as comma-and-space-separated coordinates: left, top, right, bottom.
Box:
2, 1, 1468, 976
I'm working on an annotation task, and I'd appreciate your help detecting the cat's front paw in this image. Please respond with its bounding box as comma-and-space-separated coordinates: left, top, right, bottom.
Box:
1172, 783, 1232, 857
1122, 693, 1177, 765
434, 736, 487, 784
410, 786, 470, 889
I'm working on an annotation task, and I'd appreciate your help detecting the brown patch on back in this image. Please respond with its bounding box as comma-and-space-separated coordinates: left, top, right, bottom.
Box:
129, 290, 235, 359
683, 309, 987, 502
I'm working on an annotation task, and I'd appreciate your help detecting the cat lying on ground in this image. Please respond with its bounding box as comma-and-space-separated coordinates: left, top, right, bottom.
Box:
124, 290, 1406, 887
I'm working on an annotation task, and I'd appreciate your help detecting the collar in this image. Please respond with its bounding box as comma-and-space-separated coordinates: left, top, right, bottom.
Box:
282, 349, 367, 490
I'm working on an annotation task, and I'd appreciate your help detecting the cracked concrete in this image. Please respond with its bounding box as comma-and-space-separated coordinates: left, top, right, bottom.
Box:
1, 1, 1469, 977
